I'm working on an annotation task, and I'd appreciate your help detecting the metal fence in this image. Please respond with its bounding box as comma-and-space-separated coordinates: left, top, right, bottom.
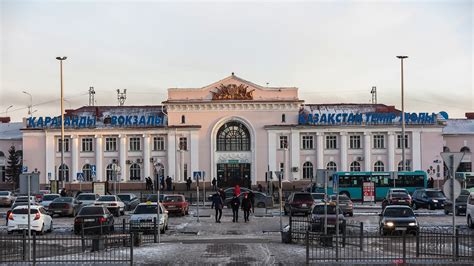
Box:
0, 230, 133, 265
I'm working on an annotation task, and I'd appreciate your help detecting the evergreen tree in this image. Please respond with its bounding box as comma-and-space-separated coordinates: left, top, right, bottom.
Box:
5, 145, 22, 189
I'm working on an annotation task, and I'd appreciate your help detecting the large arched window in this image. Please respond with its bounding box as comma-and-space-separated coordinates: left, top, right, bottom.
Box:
216, 121, 250, 151
58, 164, 69, 182
374, 161, 385, 172
130, 163, 141, 181
302, 162, 313, 179
82, 164, 92, 182
443, 146, 450, 152
350, 161, 361, 172
397, 160, 412, 171
461, 146, 471, 153
326, 161, 337, 171
106, 164, 114, 181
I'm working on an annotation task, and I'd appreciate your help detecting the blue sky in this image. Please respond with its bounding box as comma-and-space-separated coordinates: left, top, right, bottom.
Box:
1, 0, 472, 121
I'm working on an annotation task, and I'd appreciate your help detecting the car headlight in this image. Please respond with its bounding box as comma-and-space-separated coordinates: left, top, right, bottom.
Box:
408, 222, 417, 226
385, 222, 394, 227
432, 199, 438, 203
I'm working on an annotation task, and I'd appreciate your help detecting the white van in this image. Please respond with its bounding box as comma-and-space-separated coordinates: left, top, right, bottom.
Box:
466, 192, 474, 228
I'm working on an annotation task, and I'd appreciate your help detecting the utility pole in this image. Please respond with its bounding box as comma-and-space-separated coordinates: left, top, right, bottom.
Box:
88, 87, 96, 106
397, 56, 408, 171
56, 56, 67, 190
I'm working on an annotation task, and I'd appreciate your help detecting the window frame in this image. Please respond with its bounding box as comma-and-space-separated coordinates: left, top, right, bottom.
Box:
374, 161, 385, 172
58, 138, 70, 152
81, 138, 93, 152
301, 135, 314, 150
302, 161, 313, 179
129, 137, 141, 151
279, 136, 288, 149
349, 135, 361, 149
105, 137, 117, 152
325, 135, 337, 149
397, 134, 409, 149
373, 134, 385, 149
179, 137, 188, 151
153, 136, 165, 151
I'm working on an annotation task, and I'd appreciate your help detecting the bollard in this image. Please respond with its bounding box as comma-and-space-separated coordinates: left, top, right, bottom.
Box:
359, 222, 363, 251
305, 231, 309, 265
153, 217, 157, 243
32, 233, 36, 265
416, 231, 420, 257
122, 219, 126, 234
402, 231, 406, 264
130, 232, 134, 266
342, 220, 346, 248
455, 228, 459, 261
22, 230, 26, 261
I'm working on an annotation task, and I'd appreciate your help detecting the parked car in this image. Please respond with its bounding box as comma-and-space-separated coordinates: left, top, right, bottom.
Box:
382, 192, 412, 210
224, 191, 273, 209
7, 202, 41, 224
14, 196, 36, 204
0, 191, 15, 207
379, 205, 418, 236
130, 202, 168, 233
94, 195, 125, 216
146, 194, 166, 203
284, 192, 314, 216
40, 194, 60, 211
7, 205, 53, 234
385, 188, 411, 198
444, 193, 469, 216
309, 203, 346, 234
35, 190, 51, 202
117, 193, 140, 211
74, 206, 114, 234
466, 192, 474, 228
412, 189, 447, 210
48, 197, 83, 217
161, 194, 189, 216
329, 195, 354, 216
76, 193, 100, 206
311, 193, 326, 204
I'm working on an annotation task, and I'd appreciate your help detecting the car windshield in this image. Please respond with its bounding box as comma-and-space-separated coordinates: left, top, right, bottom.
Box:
294, 194, 313, 201
13, 209, 39, 214
313, 205, 340, 215
312, 194, 325, 200
330, 195, 350, 201
43, 195, 60, 201
456, 195, 469, 202
164, 196, 183, 202
426, 191, 444, 198
16, 197, 31, 202
117, 195, 131, 201
53, 197, 73, 203
77, 194, 96, 201
0, 192, 9, 196
391, 193, 409, 199
79, 207, 104, 215
384, 208, 415, 217
98, 196, 116, 201
134, 205, 162, 214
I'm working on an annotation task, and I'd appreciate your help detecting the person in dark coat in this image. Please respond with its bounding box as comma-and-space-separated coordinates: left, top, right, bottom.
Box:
211, 192, 224, 223
428, 176, 434, 188
186, 177, 192, 191
241, 192, 252, 222
166, 176, 172, 191
257, 184, 263, 192
248, 190, 255, 213
230, 195, 240, 222
60, 188, 67, 197
212, 178, 217, 191
160, 176, 165, 191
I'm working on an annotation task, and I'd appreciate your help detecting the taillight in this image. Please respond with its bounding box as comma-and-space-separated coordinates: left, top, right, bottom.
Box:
8, 212, 14, 220
63, 204, 69, 209
34, 213, 40, 220
99, 217, 107, 223
110, 203, 117, 206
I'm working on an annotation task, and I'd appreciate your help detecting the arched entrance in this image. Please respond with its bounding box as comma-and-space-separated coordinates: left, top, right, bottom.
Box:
215, 121, 252, 188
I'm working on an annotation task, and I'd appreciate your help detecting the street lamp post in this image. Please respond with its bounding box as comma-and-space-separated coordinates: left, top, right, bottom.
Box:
5, 105, 13, 117
56, 56, 67, 191
397, 56, 408, 171
22, 91, 33, 117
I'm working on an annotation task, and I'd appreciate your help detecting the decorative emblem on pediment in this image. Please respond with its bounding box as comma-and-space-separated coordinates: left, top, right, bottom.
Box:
211, 84, 254, 100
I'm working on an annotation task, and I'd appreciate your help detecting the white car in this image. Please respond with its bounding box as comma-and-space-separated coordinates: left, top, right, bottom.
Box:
7, 205, 53, 234
130, 202, 168, 233
76, 193, 100, 206
94, 195, 125, 216
466, 192, 474, 228
40, 194, 60, 210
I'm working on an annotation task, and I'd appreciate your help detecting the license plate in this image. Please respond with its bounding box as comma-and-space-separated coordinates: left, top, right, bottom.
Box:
18, 225, 28, 229
396, 227, 407, 231
168, 206, 176, 208
302, 204, 307, 207
84, 219, 95, 222
398, 200, 405, 203
54, 211, 62, 213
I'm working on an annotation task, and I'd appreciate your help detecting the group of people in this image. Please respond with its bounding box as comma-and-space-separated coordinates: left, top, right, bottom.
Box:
211, 185, 255, 223
144, 176, 174, 191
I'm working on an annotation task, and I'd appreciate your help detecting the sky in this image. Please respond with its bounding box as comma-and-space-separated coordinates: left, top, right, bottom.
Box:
0, 0, 472, 122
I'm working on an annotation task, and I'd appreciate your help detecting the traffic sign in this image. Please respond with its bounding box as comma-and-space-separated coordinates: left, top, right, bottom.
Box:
77, 172, 84, 182
441, 152, 465, 176
22, 166, 28, 173
91, 165, 96, 178
193, 171, 202, 181
443, 179, 461, 201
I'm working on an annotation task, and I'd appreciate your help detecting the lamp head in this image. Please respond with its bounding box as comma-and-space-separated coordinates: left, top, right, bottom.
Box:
396, 56, 408, 59
56, 56, 67, 60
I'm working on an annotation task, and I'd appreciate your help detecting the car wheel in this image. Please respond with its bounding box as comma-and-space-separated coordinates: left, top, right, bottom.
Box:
349, 212, 354, 217
444, 209, 449, 215
185, 208, 189, 215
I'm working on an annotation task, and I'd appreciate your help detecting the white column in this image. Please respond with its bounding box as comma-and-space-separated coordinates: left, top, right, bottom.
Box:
387, 132, 395, 171
412, 131, 422, 171
45, 134, 55, 183
340, 132, 348, 171
268, 131, 277, 173
71, 135, 79, 182
119, 135, 127, 181
290, 130, 300, 180
167, 132, 176, 181
364, 132, 372, 171
316, 133, 324, 169
95, 135, 103, 182
143, 134, 151, 179
190, 131, 199, 180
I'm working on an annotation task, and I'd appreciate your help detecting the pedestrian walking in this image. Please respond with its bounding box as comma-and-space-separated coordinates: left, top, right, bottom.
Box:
212, 178, 217, 191
186, 177, 192, 191
160, 176, 165, 191
234, 184, 241, 196
241, 192, 252, 222
218, 188, 226, 203
211, 192, 224, 223
166, 176, 172, 191
257, 184, 263, 192
248, 190, 255, 213
230, 195, 240, 222
60, 188, 67, 197
428, 176, 434, 188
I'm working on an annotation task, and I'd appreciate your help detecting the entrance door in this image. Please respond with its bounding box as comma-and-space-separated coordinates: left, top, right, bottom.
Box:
216, 163, 251, 188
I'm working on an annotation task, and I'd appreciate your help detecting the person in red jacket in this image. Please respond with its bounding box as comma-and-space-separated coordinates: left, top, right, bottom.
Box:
234, 184, 241, 197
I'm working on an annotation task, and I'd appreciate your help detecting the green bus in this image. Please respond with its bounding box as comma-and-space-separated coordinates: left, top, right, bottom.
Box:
315, 171, 427, 201
455, 172, 474, 192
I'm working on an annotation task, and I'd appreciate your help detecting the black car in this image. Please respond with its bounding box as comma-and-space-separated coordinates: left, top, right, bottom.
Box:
284, 192, 314, 216
74, 206, 114, 234
379, 205, 418, 236
310, 203, 346, 234
444, 193, 469, 216
411, 189, 447, 210
117, 193, 140, 211
48, 197, 83, 217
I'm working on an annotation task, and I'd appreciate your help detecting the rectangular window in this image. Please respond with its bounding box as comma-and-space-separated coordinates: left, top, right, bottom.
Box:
129, 137, 141, 151
325, 135, 337, 149
373, 134, 385, 149
397, 134, 409, 149
301, 135, 314, 150
105, 137, 117, 152
81, 138, 93, 152
179, 137, 187, 151
279, 136, 288, 149
349, 135, 361, 149
58, 138, 70, 152
153, 137, 165, 151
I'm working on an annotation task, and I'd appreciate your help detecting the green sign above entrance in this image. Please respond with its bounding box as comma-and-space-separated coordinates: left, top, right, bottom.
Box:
228, 160, 239, 164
